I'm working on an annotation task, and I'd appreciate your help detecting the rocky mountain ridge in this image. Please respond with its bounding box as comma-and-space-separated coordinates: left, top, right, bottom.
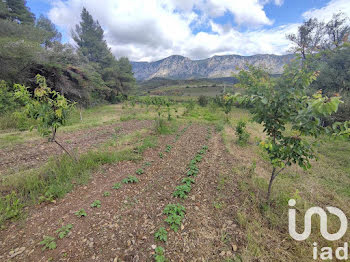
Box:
131, 54, 294, 80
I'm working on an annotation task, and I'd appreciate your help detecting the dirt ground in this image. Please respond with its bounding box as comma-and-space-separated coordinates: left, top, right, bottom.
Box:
0, 123, 244, 261
0, 120, 153, 174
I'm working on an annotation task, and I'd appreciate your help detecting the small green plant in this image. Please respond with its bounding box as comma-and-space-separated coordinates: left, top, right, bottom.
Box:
154, 227, 168, 242
194, 154, 203, 162
112, 183, 122, 189
154, 246, 166, 262
103, 191, 111, 197
198, 149, 206, 155
144, 161, 151, 167
90, 200, 101, 208
39, 236, 57, 251
165, 144, 172, 152
159, 152, 164, 159
0, 191, 23, 223
235, 120, 250, 146
182, 177, 195, 186
56, 224, 73, 239
173, 184, 192, 199
187, 164, 199, 176
163, 204, 186, 232
122, 176, 139, 184
202, 145, 208, 150
136, 168, 144, 175
74, 209, 87, 217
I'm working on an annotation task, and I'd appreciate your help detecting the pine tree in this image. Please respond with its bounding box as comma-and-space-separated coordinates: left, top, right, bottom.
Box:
4, 0, 35, 24
73, 7, 135, 95
72, 7, 111, 64
36, 15, 62, 47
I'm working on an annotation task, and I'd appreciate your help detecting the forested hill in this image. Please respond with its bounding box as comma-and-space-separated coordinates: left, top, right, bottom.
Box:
0, 2, 135, 105
131, 54, 294, 80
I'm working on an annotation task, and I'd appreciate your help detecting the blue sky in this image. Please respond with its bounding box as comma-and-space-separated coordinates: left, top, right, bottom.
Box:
26, 0, 350, 61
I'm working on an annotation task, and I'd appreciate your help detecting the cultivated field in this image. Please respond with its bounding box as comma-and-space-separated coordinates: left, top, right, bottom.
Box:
0, 102, 349, 261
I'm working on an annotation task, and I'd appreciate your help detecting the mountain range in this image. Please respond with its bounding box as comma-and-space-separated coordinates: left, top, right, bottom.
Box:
131, 54, 294, 81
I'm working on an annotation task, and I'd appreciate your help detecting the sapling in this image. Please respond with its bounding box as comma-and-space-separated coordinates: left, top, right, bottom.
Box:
14, 74, 76, 160
234, 62, 349, 203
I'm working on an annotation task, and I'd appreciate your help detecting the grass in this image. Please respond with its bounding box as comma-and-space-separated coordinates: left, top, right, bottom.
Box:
0, 129, 159, 226
221, 116, 350, 261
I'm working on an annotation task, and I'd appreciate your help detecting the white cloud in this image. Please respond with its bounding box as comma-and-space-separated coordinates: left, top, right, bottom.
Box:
302, 0, 350, 22
47, 0, 349, 62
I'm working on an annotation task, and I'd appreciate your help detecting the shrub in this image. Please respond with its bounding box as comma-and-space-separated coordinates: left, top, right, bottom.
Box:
235, 120, 250, 145
198, 95, 208, 107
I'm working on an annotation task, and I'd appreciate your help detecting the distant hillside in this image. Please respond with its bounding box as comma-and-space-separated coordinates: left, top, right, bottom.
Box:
131, 54, 294, 81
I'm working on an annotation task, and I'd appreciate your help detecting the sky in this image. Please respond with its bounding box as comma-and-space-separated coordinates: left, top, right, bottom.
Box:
27, 0, 350, 62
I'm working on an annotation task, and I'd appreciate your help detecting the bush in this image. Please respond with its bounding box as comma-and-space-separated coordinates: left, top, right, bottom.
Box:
235, 120, 250, 146
197, 95, 208, 107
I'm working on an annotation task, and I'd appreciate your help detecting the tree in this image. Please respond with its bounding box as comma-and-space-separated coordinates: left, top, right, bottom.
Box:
72, 7, 111, 65
235, 62, 348, 203
14, 74, 76, 159
117, 57, 136, 93
72, 7, 135, 95
287, 18, 324, 60
36, 15, 62, 47
325, 12, 350, 49
4, 0, 35, 24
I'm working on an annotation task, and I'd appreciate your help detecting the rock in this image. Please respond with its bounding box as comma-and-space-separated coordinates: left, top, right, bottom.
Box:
181, 224, 185, 230
220, 251, 226, 257
232, 244, 238, 252
194, 206, 199, 211
151, 245, 157, 250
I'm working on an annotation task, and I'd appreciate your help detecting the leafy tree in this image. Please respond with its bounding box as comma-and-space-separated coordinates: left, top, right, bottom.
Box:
0, 80, 17, 112
14, 74, 76, 159
325, 12, 350, 49
287, 18, 324, 60
235, 62, 348, 203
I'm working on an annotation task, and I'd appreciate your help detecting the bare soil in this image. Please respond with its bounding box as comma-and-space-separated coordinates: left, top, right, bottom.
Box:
0, 123, 243, 261
0, 120, 153, 174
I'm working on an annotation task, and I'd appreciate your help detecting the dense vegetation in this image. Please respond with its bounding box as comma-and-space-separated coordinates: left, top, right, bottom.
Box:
0, 0, 135, 111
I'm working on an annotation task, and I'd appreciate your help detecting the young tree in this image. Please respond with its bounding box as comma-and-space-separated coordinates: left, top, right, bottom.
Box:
235, 62, 348, 203
14, 74, 76, 159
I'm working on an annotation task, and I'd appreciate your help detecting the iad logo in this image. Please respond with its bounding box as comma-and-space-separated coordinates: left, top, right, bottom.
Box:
288, 199, 348, 241
288, 199, 349, 260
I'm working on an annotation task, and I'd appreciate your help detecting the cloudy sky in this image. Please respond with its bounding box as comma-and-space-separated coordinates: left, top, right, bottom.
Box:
27, 0, 350, 61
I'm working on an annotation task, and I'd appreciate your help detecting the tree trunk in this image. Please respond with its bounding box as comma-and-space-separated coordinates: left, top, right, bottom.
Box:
54, 140, 77, 161
267, 167, 276, 204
